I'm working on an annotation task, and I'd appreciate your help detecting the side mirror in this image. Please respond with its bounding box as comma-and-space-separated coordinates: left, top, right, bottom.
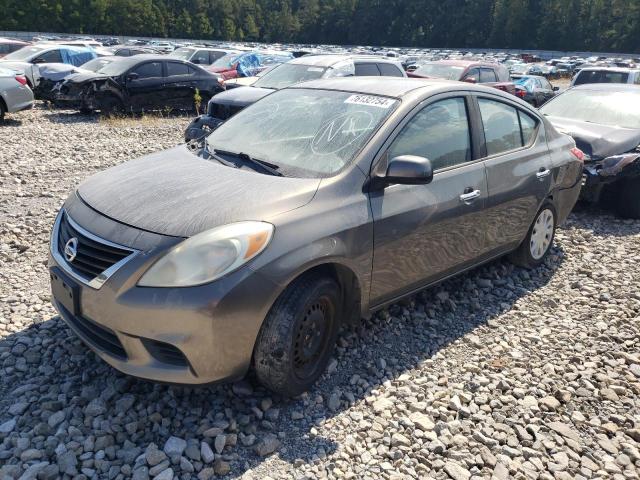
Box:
126, 72, 139, 82
463, 76, 477, 84
553, 86, 559, 91
371, 155, 434, 190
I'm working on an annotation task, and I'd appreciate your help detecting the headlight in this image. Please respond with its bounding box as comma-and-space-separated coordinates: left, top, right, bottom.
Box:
138, 222, 273, 287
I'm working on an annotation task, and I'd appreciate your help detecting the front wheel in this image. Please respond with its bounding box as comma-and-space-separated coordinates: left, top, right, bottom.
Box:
0, 101, 5, 122
612, 177, 640, 219
509, 202, 557, 268
254, 275, 341, 397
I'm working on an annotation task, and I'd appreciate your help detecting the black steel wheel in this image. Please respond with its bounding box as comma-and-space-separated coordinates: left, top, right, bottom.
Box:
254, 275, 341, 397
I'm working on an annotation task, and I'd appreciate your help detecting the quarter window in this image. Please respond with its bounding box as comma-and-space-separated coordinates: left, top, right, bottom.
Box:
478, 98, 538, 155
131, 61, 162, 79
388, 97, 472, 171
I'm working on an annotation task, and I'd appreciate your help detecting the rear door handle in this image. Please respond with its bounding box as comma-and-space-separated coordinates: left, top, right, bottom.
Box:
536, 168, 551, 180
459, 189, 481, 204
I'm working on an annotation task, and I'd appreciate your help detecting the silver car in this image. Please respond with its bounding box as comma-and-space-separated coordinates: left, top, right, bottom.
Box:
0, 67, 34, 120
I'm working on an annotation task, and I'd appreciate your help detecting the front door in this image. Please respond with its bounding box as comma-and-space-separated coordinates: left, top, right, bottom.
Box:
125, 61, 163, 111
369, 95, 490, 305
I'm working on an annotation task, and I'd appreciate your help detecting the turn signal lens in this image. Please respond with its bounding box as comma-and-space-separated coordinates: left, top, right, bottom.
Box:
570, 147, 585, 163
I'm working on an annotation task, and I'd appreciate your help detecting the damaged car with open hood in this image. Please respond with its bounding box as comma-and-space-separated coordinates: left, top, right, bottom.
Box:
49, 78, 583, 396
541, 84, 640, 218
53, 54, 224, 114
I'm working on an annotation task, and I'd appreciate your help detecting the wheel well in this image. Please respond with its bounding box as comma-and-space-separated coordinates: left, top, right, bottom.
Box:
293, 263, 362, 327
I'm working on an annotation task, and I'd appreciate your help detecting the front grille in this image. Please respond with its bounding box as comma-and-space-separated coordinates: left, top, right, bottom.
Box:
58, 302, 127, 359
57, 213, 132, 282
143, 339, 188, 367
208, 102, 244, 120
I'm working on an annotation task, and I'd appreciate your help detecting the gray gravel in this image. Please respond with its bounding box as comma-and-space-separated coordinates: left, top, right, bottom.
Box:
1, 106, 639, 479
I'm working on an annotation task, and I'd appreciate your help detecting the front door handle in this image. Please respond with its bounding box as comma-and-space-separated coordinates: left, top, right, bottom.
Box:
459, 189, 481, 204
536, 168, 551, 180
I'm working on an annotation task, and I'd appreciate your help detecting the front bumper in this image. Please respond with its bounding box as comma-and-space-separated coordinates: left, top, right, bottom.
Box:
48, 207, 281, 385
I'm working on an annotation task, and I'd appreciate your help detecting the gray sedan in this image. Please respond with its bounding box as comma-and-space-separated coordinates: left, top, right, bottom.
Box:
48, 78, 583, 396
0, 67, 34, 120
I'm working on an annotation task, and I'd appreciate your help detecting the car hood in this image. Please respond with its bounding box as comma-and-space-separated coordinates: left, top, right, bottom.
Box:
545, 116, 640, 159
66, 72, 109, 84
210, 86, 274, 108
76, 145, 320, 237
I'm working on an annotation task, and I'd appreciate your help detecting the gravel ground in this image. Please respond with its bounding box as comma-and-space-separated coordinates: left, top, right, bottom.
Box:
1, 105, 639, 480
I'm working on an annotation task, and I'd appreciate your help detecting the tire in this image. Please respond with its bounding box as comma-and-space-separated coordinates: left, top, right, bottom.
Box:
0, 101, 5, 122
509, 202, 557, 268
79, 107, 93, 115
612, 177, 640, 219
99, 96, 123, 116
254, 275, 341, 397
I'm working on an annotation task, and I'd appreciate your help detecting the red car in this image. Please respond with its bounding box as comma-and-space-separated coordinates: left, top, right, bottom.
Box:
0, 38, 29, 58
408, 60, 516, 95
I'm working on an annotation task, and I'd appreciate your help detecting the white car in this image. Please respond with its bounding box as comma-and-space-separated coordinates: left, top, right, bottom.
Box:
572, 67, 640, 86
0, 67, 34, 120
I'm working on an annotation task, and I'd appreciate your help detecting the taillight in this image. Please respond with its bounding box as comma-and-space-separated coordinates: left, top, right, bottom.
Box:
15, 75, 28, 86
570, 147, 585, 163
516, 89, 526, 98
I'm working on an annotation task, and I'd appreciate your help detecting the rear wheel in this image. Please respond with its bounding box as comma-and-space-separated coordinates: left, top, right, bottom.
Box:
254, 275, 341, 397
0, 101, 5, 121
612, 177, 640, 219
509, 202, 557, 268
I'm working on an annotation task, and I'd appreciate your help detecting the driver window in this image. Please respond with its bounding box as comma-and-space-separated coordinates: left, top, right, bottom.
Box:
388, 98, 472, 171
131, 62, 162, 79
34, 49, 62, 63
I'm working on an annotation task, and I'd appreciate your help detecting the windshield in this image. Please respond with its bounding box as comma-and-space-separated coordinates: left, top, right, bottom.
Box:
211, 53, 239, 68
253, 63, 328, 89
541, 89, 640, 129
3, 46, 46, 61
413, 63, 465, 80
169, 48, 194, 60
81, 57, 117, 72
515, 78, 534, 88
206, 88, 398, 178
96, 59, 132, 76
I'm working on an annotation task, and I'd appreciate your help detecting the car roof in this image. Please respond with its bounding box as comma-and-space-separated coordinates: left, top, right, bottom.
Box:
290, 76, 476, 98
570, 83, 640, 92
578, 66, 640, 73
422, 59, 498, 67
289, 54, 401, 68
112, 54, 179, 66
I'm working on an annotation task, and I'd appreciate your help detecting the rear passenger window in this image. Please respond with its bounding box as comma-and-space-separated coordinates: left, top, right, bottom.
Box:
479, 98, 538, 155
388, 98, 471, 170
479, 68, 497, 83
354, 63, 380, 76
378, 63, 404, 77
167, 62, 192, 76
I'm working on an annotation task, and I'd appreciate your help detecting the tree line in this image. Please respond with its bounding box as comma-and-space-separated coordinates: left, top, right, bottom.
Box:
1, 0, 639, 53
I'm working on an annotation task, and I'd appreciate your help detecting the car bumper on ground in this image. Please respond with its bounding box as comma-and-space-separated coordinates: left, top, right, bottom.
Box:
48, 208, 281, 385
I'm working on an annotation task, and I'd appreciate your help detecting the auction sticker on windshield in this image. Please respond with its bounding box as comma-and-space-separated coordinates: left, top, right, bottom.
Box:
344, 94, 395, 108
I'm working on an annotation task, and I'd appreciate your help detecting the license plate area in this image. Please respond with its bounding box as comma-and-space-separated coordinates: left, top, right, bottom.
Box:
50, 267, 80, 316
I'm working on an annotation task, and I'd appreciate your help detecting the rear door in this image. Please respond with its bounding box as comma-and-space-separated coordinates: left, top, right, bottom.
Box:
475, 94, 552, 254
369, 94, 490, 305
164, 61, 198, 110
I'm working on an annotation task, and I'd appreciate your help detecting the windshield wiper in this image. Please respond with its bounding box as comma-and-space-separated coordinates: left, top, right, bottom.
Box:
202, 143, 237, 168
214, 149, 283, 177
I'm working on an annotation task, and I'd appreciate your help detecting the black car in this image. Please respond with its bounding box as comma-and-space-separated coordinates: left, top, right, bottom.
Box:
54, 55, 224, 114
184, 54, 406, 141
540, 84, 640, 217
513, 75, 558, 107
113, 47, 159, 57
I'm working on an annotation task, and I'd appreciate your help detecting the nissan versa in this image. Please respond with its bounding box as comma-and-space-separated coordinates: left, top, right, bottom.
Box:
49, 78, 583, 396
